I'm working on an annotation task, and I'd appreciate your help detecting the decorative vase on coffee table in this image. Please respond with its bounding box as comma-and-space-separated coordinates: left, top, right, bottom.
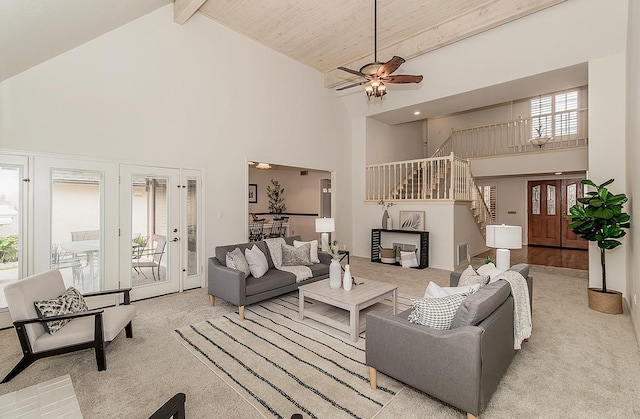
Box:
343, 264, 352, 291
329, 259, 342, 289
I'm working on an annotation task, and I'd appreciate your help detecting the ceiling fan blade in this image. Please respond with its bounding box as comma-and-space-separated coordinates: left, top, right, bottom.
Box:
338, 66, 367, 78
336, 80, 369, 91
377, 56, 405, 77
382, 74, 424, 84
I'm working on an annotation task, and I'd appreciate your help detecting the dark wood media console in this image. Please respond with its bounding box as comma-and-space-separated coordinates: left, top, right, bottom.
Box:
371, 228, 429, 269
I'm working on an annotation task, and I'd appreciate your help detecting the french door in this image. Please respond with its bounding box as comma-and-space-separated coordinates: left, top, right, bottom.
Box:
528, 178, 587, 249
0, 155, 29, 328
120, 165, 181, 300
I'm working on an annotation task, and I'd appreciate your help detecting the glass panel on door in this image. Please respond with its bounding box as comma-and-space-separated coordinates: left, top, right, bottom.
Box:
50, 169, 103, 293
131, 175, 169, 286
186, 178, 198, 276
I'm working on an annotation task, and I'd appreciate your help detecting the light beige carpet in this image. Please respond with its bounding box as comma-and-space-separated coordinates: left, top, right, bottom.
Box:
0, 258, 639, 418
174, 294, 411, 419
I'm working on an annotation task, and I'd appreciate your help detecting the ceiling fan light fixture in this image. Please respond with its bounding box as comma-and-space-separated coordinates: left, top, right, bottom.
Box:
366, 80, 386, 100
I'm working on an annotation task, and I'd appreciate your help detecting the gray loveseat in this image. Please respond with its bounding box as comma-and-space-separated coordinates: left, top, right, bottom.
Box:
208, 236, 330, 320
366, 264, 533, 419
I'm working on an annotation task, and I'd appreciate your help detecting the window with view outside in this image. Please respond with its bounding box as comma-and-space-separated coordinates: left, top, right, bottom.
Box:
531, 90, 578, 139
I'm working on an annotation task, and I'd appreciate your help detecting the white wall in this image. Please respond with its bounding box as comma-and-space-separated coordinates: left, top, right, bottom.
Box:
454, 202, 486, 264
625, 0, 640, 334
588, 53, 627, 295
470, 148, 588, 178
0, 6, 352, 271
344, 0, 629, 284
366, 118, 423, 165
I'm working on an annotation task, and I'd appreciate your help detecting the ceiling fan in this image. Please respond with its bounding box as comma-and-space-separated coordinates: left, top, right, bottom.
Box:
336, 0, 423, 99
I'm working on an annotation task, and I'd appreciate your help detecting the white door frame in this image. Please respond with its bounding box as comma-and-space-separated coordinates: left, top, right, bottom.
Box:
181, 169, 204, 291
119, 165, 181, 300
0, 154, 30, 328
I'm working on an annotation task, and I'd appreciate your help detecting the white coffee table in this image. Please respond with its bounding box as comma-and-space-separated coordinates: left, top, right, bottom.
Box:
298, 277, 398, 342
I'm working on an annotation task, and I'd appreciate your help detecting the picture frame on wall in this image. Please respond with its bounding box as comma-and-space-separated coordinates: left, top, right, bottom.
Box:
399, 211, 425, 231
249, 184, 257, 203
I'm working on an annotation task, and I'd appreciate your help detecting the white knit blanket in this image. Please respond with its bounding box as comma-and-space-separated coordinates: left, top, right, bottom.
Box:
493, 270, 532, 350
264, 238, 312, 282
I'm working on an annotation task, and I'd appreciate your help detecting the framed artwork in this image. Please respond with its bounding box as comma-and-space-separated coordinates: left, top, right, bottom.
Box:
248, 184, 257, 203
399, 211, 425, 231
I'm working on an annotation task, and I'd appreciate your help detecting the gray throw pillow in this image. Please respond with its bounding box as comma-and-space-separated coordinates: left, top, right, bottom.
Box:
408, 292, 471, 330
281, 243, 312, 266
458, 265, 489, 287
226, 247, 250, 279
34, 287, 88, 334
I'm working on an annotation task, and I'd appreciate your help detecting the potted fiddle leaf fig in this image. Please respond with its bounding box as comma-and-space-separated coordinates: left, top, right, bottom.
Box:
568, 179, 630, 314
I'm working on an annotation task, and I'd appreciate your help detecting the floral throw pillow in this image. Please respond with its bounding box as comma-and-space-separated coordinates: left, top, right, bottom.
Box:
226, 247, 250, 279
458, 265, 490, 287
34, 287, 88, 334
281, 243, 313, 266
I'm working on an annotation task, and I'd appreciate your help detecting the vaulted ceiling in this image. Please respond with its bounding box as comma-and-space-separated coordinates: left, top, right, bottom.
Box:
1, 0, 565, 85
196, 0, 566, 88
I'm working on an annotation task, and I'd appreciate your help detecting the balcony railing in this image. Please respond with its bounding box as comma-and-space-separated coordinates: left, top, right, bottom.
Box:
365, 153, 474, 202
433, 108, 588, 159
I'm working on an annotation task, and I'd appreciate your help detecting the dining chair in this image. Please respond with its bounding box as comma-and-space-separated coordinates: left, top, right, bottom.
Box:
268, 220, 285, 238
134, 236, 167, 281
249, 220, 265, 242
1, 269, 135, 383
51, 244, 85, 287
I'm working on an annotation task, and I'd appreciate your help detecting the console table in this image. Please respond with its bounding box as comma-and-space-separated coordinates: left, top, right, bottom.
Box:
370, 229, 429, 269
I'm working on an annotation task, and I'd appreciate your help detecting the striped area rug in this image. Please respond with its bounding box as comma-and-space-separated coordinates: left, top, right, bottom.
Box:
174, 293, 413, 419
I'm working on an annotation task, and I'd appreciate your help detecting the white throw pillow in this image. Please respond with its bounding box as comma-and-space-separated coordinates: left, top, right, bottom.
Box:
408, 292, 471, 330
293, 239, 320, 263
477, 262, 505, 283
458, 265, 489, 287
424, 282, 482, 298
244, 245, 269, 278
400, 250, 419, 268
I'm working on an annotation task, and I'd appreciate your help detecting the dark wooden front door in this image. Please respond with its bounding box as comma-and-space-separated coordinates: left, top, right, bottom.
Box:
528, 180, 561, 246
527, 178, 587, 249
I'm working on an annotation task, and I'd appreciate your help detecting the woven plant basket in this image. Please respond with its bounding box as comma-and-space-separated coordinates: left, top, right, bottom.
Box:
379, 246, 395, 259
587, 288, 623, 314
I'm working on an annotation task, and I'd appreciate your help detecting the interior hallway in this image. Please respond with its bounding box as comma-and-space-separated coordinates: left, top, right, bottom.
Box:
476, 245, 589, 271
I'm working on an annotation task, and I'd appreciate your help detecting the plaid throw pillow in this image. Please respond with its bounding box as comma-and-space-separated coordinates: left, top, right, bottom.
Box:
408, 292, 471, 330
34, 287, 88, 334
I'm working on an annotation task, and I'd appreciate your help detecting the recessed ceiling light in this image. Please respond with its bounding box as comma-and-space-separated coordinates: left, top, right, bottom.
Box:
555, 172, 563, 175
414, 111, 421, 115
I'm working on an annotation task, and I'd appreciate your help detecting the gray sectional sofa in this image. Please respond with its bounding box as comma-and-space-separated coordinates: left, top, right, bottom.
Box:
208, 236, 331, 320
366, 264, 533, 419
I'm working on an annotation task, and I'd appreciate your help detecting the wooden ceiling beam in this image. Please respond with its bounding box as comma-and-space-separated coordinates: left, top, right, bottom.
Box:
325, 0, 566, 89
174, 0, 207, 25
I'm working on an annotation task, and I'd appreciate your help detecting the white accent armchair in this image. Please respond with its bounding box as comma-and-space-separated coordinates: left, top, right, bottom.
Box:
1, 269, 135, 383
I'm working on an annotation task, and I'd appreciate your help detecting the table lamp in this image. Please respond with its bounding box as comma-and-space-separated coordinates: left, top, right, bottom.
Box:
485, 224, 522, 271
315, 218, 335, 251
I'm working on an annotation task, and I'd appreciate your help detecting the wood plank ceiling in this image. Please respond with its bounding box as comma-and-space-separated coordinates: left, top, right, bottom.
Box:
196, 0, 566, 88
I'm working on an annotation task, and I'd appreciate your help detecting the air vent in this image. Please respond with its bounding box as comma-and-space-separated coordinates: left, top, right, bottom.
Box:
457, 243, 469, 265
300, 170, 308, 176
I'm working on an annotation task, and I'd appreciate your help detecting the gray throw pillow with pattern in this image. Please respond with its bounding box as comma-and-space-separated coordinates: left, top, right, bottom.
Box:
458, 265, 489, 287
281, 242, 312, 266
226, 247, 250, 279
34, 287, 88, 334
408, 292, 471, 330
